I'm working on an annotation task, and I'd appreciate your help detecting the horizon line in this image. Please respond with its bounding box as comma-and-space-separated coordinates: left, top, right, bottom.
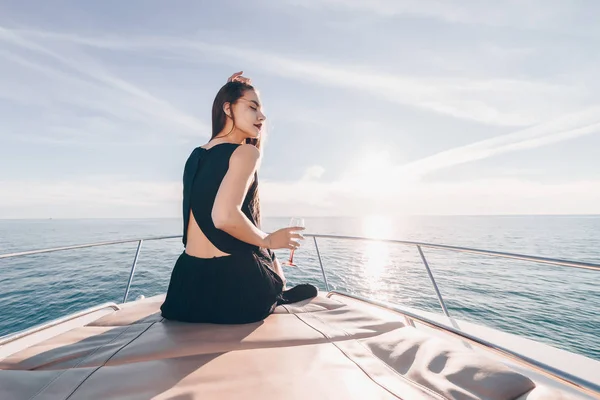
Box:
1, 213, 599, 221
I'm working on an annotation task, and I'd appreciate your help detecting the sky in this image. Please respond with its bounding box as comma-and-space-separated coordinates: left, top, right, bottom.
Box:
1, 0, 600, 219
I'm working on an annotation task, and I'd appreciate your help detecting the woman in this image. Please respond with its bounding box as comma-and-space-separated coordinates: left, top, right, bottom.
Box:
160, 72, 318, 324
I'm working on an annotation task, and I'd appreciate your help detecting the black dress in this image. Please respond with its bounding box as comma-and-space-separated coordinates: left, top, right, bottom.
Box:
160, 143, 316, 324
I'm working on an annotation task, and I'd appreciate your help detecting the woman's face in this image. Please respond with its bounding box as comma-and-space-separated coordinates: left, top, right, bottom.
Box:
230, 90, 266, 139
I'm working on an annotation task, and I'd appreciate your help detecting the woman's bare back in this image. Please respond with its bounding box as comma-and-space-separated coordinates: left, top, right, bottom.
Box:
185, 211, 230, 258
184, 141, 257, 259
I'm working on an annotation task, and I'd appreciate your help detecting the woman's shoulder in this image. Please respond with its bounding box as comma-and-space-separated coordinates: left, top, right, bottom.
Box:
186, 142, 259, 169
231, 143, 260, 161
229, 144, 261, 175
183, 146, 205, 171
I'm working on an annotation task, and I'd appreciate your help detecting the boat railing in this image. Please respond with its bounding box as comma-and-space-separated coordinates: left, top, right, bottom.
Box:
2, 234, 600, 396
2, 233, 599, 312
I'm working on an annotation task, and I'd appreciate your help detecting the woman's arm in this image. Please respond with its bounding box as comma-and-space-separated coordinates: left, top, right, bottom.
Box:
212, 144, 267, 247
212, 145, 303, 249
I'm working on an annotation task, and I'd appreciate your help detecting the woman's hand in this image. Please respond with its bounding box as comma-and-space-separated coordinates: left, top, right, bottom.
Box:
263, 227, 305, 250
227, 71, 252, 85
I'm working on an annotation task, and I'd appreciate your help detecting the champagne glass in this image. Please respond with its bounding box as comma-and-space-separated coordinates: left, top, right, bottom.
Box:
284, 217, 305, 266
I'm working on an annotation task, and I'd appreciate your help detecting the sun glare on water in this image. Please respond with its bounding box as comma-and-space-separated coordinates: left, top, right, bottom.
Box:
360, 215, 393, 296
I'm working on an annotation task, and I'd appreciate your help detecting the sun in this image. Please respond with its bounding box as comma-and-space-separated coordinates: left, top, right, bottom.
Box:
354, 151, 396, 196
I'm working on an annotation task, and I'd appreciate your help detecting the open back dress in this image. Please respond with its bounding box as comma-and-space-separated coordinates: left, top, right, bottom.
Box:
160, 143, 316, 324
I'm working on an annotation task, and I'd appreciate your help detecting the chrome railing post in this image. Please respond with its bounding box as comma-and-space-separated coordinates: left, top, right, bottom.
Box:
122, 240, 143, 304
416, 245, 450, 317
313, 236, 330, 291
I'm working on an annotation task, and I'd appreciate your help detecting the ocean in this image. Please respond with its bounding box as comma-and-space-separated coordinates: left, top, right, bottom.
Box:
1, 216, 599, 361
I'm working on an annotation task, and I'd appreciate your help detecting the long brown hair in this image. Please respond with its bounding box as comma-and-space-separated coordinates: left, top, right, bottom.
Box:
211, 81, 264, 225
211, 81, 263, 150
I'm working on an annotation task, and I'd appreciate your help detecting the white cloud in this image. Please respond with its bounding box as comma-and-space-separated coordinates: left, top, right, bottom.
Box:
0, 178, 181, 219
1, 20, 598, 219
261, 177, 600, 216
284, 0, 580, 30
255, 158, 600, 216
395, 106, 600, 178
302, 165, 326, 181
0, 27, 209, 144
3, 171, 599, 219
9, 28, 588, 127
